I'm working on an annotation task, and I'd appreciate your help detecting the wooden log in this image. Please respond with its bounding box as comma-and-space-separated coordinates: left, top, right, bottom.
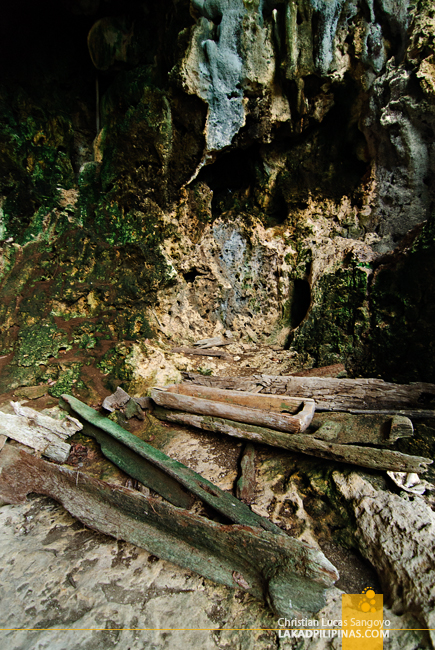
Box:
182, 373, 435, 412
0, 403, 80, 462
310, 412, 413, 446
236, 443, 256, 504
153, 408, 433, 473
172, 347, 231, 359
151, 387, 315, 433
193, 337, 231, 348
0, 444, 338, 616
315, 407, 435, 419
165, 383, 312, 413
60, 394, 280, 533
11, 402, 82, 439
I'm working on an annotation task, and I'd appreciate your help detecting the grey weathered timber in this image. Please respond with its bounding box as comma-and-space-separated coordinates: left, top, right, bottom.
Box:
151, 387, 315, 433
182, 373, 435, 412
193, 337, 230, 348
236, 443, 256, 504
164, 383, 315, 432
60, 394, 280, 532
0, 402, 80, 462
153, 408, 432, 473
172, 347, 231, 359
0, 444, 338, 616
310, 412, 414, 446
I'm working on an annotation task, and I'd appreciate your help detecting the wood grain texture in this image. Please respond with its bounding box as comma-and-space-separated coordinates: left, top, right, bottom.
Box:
182, 373, 435, 412
60, 394, 280, 533
164, 383, 315, 431
0, 444, 338, 617
153, 408, 433, 473
0, 405, 76, 462
151, 387, 315, 433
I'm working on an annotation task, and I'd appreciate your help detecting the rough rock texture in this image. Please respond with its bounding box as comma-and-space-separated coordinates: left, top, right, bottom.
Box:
333, 471, 435, 646
1, 2, 435, 645
0, 495, 278, 650
0, 469, 429, 650
0, 0, 435, 388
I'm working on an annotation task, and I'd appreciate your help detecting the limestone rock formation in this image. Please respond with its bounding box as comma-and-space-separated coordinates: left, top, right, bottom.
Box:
0, 0, 434, 387
334, 471, 435, 647
0, 2, 435, 643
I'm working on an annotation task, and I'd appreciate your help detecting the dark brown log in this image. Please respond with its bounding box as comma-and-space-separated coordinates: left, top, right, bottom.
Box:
153, 408, 433, 473
0, 444, 338, 616
151, 387, 315, 433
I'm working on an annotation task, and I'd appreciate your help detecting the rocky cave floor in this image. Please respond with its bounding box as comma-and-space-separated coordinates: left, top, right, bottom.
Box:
0, 341, 435, 650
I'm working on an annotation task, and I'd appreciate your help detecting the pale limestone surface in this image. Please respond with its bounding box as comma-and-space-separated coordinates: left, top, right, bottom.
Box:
0, 492, 428, 650
0, 496, 277, 650
333, 471, 435, 647
154, 210, 377, 347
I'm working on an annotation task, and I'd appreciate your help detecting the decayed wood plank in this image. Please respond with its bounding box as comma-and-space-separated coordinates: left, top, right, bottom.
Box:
388, 415, 414, 442
193, 337, 231, 348
0, 444, 338, 616
310, 412, 414, 445
0, 403, 81, 462
172, 347, 231, 359
313, 407, 435, 419
164, 383, 315, 431
11, 402, 82, 439
151, 387, 315, 433
182, 373, 435, 412
236, 443, 256, 504
153, 408, 432, 473
165, 383, 309, 412
60, 394, 280, 532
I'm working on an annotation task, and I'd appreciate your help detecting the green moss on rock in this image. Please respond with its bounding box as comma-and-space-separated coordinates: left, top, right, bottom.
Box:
362, 217, 435, 382
292, 263, 370, 369
15, 321, 70, 367
49, 363, 85, 398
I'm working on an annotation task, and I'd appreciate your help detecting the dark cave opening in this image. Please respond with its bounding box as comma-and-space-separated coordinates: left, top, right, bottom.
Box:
196, 145, 259, 217
289, 278, 311, 329
183, 268, 201, 284
0, 0, 95, 87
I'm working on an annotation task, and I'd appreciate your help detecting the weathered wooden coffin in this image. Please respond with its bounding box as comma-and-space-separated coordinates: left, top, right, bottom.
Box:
182, 373, 435, 415
153, 409, 432, 473
60, 394, 280, 532
0, 444, 339, 617
151, 384, 316, 433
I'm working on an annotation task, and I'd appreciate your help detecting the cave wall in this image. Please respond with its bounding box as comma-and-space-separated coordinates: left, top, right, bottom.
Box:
0, 0, 435, 394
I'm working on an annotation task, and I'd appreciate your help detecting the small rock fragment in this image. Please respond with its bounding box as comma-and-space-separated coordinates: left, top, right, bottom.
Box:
387, 471, 426, 495
102, 387, 130, 412
124, 398, 144, 420
14, 385, 48, 400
